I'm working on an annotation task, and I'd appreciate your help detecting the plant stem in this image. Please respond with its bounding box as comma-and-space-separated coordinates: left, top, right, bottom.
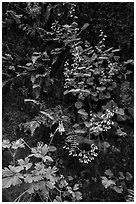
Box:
49, 128, 58, 146
14, 190, 28, 202
22, 139, 32, 150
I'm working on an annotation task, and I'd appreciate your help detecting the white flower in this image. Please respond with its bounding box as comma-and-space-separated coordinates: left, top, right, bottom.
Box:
58, 121, 65, 135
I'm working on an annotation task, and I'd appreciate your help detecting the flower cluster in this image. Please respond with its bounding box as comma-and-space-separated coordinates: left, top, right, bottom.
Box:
63, 135, 98, 164
78, 144, 98, 164
85, 109, 114, 135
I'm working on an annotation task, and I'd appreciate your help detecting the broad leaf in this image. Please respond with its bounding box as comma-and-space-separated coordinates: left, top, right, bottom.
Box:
74, 191, 82, 201
43, 156, 53, 163
112, 186, 123, 193
53, 196, 62, 202
2, 173, 23, 189
101, 176, 115, 189
2, 139, 11, 148
126, 172, 133, 181
73, 183, 79, 191
75, 101, 83, 109
97, 86, 106, 91
84, 121, 92, 128
48, 146, 57, 152
105, 169, 114, 178
74, 129, 86, 134
119, 172, 125, 180
115, 108, 125, 116
11, 139, 25, 149
81, 23, 89, 31
78, 109, 88, 116
18, 157, 32, 171
46, 181, 55, 189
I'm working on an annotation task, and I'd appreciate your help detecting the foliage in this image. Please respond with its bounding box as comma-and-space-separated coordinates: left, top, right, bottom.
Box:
2, 2, 133, 202
2, 138, 82, 202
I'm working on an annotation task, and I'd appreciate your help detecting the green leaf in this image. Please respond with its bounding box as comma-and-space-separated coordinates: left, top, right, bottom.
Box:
99, 92, 105, 100
73, 183, 79, 191
84, 121, 92, 128
104, 47, 114, 53
99, 57, 108, 60
33, 85, 41, 99
26, 62, 32, 67
117, 128, 127, 137
67, 176, 73, 181
99, 141, 110, 153
119, 172, 125, 180
18, 157, 32, 171
90, 53, 97, 62
105, 92, 111, 98
45, 166, 57, 181
74, 129, 86, 134
81, 89, 90, 95
101, 176, 115, 189
105, 169, 114, 178
115, 108, 125, 116
2, 177, 13, 188
112, 186, 123, 193
112, 49, 120, 53
81, 23, 89, 31
32, 175, 43, 182
78, 109, 88, 116
126, 172, 133, 181
29, 121, 40, 137
46, 181, 55, 189
91, 92, 98, 97
8, 165, 24, 173
11, 139, 25, 149
64, 90, 69, 95
2, 139, 11, 148
112, 82, 117, 88
31, 55, 40, 64
40, 186, 49, 199
27, 184, 35, 194
124, 59, 134, 65
27, 182, 41, 194
97, 86, 106, 91
68, 89, 81, 94
75, 101, 83, 109
48, 146, 57, 152
24, 174, 34, 183
43, 156, 53, 163
2, 173, 23, 189
53, 196, 62, 202
40, 111, 54, 120
41, 144, 49, 156
107, 86, 113, 91
114, 56, 120, 61
116, 115, 126, 122
2, 167, 14, 178
74, 191, 82, 201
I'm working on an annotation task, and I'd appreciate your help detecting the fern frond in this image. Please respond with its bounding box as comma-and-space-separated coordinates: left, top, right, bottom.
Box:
126, 188, 134, 202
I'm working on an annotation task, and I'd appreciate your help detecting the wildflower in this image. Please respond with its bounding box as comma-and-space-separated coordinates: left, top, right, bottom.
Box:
58, 121, 65, 135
